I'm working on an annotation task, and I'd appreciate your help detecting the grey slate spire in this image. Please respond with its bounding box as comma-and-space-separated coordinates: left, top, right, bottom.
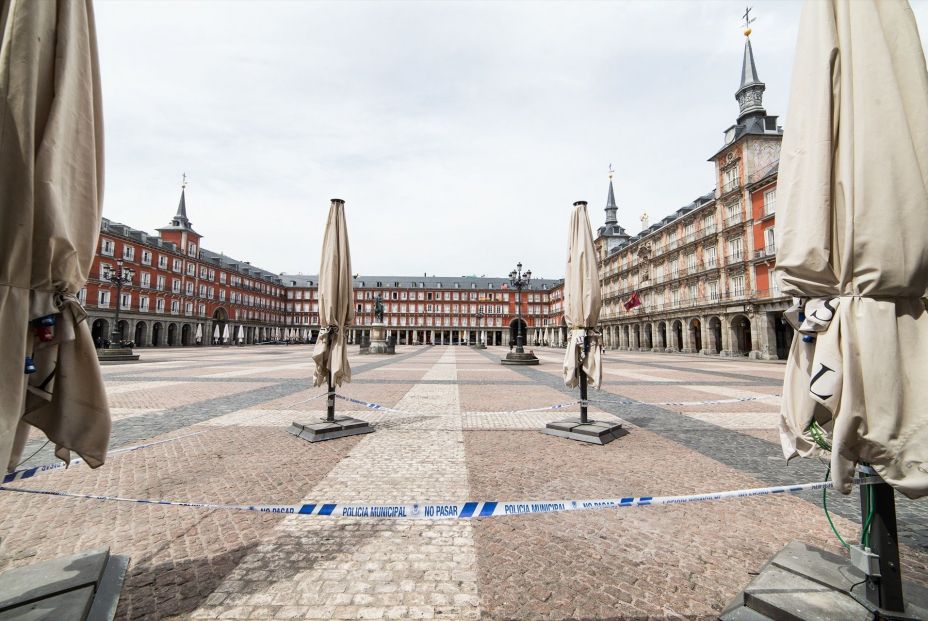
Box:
605, 174, 618, 226
735, 35, 766, 123
161, 173, 197, 232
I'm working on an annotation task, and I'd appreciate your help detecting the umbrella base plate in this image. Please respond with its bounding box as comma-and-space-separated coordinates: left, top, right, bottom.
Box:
721, 540, 928, 621
500, 352, 540, 365
0, 547, 129, 621
542, 417, 626, 445
288, 417, 375, 442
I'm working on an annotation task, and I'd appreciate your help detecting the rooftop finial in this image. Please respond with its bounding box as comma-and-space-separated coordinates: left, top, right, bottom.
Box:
640, 211, 649, 230
181, 172, 188, 189
742, 5, 755, 36
608, 163, 614, 181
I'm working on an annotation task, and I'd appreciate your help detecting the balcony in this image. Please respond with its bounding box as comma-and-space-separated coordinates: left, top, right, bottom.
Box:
723, 212, 743, 229
720, 179, 742, 196
724, 251, 745, 266
702, 224, 717, 236
753, 245, 777, 260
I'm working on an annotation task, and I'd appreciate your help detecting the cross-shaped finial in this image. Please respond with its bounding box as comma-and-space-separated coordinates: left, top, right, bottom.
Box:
181, 172, 188, 189
742, 6, 755, 34
608, 163, 614, 181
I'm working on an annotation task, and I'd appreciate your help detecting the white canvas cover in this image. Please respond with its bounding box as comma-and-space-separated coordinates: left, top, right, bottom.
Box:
776, 0, 928, 498
562, 202, 603, 389
312, 200, 355, 387
0, 0, 111, 470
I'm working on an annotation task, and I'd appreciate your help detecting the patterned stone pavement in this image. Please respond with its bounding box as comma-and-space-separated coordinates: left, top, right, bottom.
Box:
1, 344, 926, 620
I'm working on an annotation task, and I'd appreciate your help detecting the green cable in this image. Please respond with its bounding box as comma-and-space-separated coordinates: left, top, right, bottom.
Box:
861, 474, 875, 548
823, 465, 850, 550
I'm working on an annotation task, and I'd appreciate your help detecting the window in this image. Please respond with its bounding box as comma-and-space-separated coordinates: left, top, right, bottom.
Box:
123, 245, 135, 261
199, 284, 206, 297
172, 278, 181, 293
185, 302, 193, 315
77, 288, 87, 305
170, 300, 179, 314
763, 189, 776, 216
140, 272, 151, 288
185, 282, 194, 296
186, 263, 195, 276
705, 245, 717, 268
188, 242, 197, 257
765, 227, 776, 254
725, 202, 742, 226
219, 272, 227, 284
703, 214, 715, 232
728, 237, 743, 261
199, 303, 206, 316
140, 250, 152, 266
120, 292, 131, 309
156, 298, 165, 313
708, 280, 719, 300
158, 255, 168, 269
722, 166, 739, 193
686, 252, 696, 272
98, 290, 110, 307
172, 258, 182, 272
156, 275, 165, 291
99, 263, 111, 279
731, 274, 746, 297
101, 238, 114, 256
139, 296, 149, 312
689, 283, 697, 301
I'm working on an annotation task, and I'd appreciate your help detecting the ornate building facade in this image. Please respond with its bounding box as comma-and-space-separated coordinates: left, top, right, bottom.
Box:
596, 32, 793, 359
82, 190, 567, 349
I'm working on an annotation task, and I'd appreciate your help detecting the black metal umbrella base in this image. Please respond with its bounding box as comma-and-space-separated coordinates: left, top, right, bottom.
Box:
0, 547, 129, 620
288, 417, 375, 442
720, 541, 928, 621
500, 351, 539, 365
542, 417, 626, 445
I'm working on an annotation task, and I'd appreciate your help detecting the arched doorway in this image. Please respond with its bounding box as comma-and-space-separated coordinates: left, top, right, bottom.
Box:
212, 307, 228, 345
181, 324, 191, 346
152, 322, 163, 346
135, 322, 147, 347
632, 324, 641, 349
657, 322, 667, 349
672, 320, 684, 352
167, 323, 177, 346
732, 315, 752, 355
690, 318, 702, 353
91, 318, 109, 346
643, 323, 653, 349
708, 317, 722, 354
508, 318, 527, 347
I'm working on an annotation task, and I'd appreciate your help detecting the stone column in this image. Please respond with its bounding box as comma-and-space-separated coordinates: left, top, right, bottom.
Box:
682, 319, 694, 353
699, 316, 711, 355
755, 312, 778, 360
720, 315, 734, 357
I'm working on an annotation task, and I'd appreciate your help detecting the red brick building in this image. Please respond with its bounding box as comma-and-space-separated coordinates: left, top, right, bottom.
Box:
84, 190, 565, 348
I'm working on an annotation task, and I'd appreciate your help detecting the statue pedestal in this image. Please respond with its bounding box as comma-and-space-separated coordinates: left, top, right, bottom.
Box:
369, 322, 388, 354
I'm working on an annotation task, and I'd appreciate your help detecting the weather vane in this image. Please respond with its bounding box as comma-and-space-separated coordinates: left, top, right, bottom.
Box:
742, 6, 755, 36
608, 163, 614, 181
182, 172, 188, 189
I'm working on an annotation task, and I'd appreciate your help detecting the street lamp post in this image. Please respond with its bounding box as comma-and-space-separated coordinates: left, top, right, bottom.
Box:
107, 259, 133, 348
98, 259, 140, 361
500, 261, 538, 365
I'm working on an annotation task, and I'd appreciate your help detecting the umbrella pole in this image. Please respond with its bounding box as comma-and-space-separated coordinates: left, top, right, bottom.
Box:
859, 468, 905, 612
326, 330, 335, 423
579, 335, 589, 425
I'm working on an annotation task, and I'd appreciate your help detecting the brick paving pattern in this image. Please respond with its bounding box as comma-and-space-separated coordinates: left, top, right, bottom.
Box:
0, 344, 926, 620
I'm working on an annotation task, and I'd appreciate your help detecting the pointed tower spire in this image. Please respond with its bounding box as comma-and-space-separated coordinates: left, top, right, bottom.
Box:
175, 173, 189, 222
604, 164, 618, 226
736, 7, 766, 123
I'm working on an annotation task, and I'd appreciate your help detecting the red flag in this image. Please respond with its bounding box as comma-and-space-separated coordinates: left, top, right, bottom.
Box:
623, 291, 642, 311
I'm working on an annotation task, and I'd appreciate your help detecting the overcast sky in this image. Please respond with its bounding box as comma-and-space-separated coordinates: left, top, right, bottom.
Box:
94, 1, 928, 281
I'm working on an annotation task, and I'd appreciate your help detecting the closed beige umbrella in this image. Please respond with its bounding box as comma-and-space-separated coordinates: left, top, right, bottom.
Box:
776, 0, 928, 499
0, 0, 110, 470
562, 201, 603, 391
312, 199, 355, 391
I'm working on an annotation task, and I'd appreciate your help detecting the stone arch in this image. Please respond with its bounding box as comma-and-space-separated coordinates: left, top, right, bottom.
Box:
135, 321, 147, 347
91, 318, 109, 346
671, 319, 684, 351
729, 314, 752, 356
181, 323, 192, 346
508, 317, 528, 347
643, 323, 653, 350
152, 322, 163, 346
167, 322, 178, 346
707, 316, 722, 354
632, 324, 641, 349
689, 318, 702, 353
657, 321, 667, 350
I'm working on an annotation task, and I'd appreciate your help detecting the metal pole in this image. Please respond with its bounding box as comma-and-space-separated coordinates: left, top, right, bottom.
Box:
111, 276, 122, 346
860, 469, 905, 612
326, 329, 335, 423
516, 286, 525, 353
579, 334, 589, 424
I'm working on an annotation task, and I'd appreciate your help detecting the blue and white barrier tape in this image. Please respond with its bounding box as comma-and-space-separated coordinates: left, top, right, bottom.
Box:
3, 431, 207, 484
0, 476, 881, 519
334, 394, 581, 416
585, 395, 780, 407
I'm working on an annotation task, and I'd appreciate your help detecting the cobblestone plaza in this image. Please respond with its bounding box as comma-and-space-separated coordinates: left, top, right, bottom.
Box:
2, 346, 927, 620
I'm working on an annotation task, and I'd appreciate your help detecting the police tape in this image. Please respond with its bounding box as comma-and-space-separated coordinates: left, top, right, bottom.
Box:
0, 476, 882, 519
334, 394, 581, 416
2, 431, 208, 484
585, 395, 781, 407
